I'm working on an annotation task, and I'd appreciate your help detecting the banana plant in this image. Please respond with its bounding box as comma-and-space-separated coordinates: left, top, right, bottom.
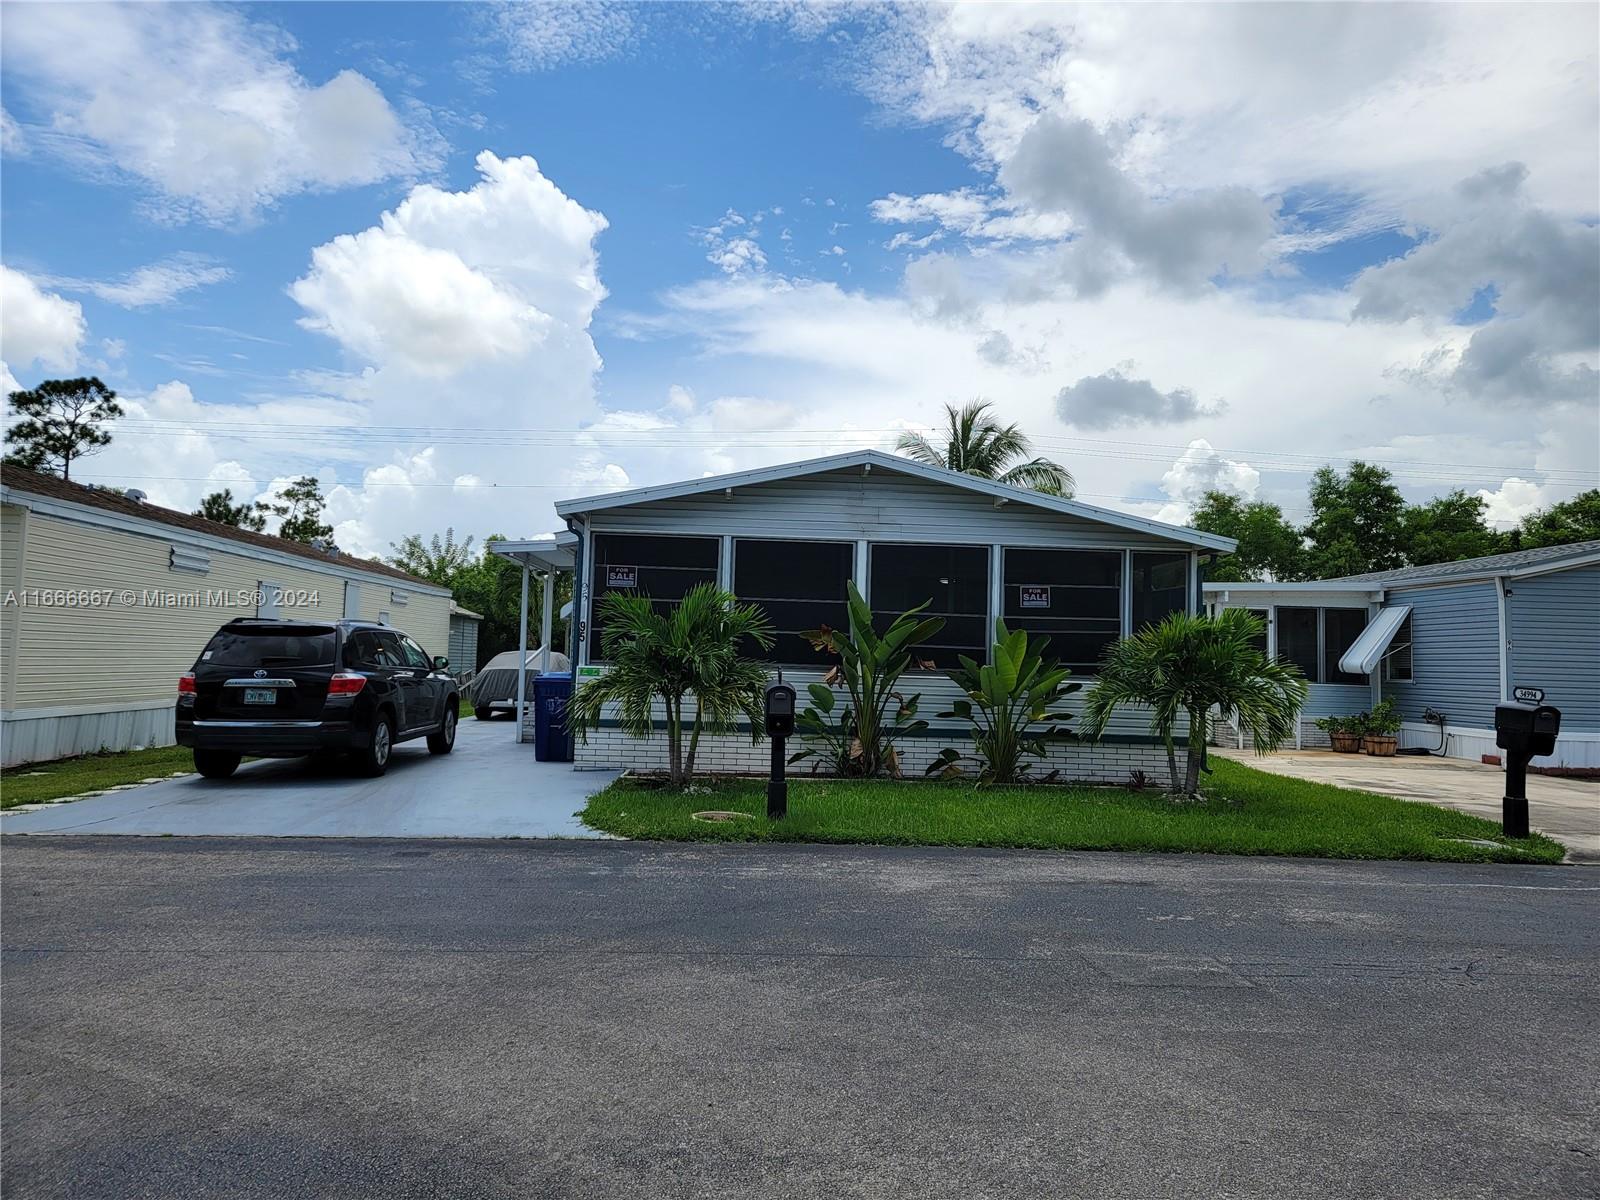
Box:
789, 580, 944, 777
925, 619, 1081, 784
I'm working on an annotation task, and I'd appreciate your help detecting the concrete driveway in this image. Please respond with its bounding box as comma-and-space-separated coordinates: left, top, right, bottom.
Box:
1219, 747, 1599, 862
0, 719, 615, 838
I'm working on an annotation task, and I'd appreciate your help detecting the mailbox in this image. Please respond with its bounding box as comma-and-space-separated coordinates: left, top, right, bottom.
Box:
1495, 702, 1561, 759
1493, 699, 1561, 838
764, 681, 797, 738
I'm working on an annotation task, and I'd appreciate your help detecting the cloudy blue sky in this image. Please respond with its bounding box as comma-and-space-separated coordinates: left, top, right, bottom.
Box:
2, 1, 1596, 556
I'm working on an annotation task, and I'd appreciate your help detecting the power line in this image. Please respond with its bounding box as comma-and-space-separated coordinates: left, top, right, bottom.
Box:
103, 419, 1596, 484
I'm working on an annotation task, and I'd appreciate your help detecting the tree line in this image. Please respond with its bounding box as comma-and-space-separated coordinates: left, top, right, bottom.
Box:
1191, 462, 1600, 582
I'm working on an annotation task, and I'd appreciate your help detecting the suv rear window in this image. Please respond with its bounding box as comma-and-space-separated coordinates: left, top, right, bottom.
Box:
201, 626, 337, 668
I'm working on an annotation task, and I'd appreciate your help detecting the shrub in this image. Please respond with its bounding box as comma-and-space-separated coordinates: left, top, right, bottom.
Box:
924, 619, 1080, 784
790, 581, 944, 777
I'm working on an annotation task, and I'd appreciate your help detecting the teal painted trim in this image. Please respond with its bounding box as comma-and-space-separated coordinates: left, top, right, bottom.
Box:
589, 718, 1166, 747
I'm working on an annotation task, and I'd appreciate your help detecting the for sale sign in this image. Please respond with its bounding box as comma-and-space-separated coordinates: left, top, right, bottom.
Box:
606, 565, 639, 589
1019, 585, 1051, 609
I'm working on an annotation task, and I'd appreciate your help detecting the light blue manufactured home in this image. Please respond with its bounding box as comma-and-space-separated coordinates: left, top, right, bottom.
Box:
553, 449, 1236, 781
1205, 541, 1600, 769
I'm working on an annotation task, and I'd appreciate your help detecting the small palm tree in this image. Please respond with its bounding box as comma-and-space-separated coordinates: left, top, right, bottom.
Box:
567, 583, 774, 786
1082, 609, 1307, 796
896, 400, 1074, 496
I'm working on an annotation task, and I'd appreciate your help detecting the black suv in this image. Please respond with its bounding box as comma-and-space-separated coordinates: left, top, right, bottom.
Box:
176, 618, 460, 779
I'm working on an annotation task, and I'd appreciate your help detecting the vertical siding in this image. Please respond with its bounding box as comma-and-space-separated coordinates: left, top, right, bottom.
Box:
1381, 581, 1500, 729
448, 616, 480, 675
1507, 564, 1599, 732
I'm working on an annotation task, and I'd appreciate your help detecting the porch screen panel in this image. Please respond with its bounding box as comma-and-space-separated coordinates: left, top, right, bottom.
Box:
1132, 552, 1190, 631
1002, 548, 1122, 673
1278, 607, 1320, 682
733, 539, 852, 665
1323, 607, 1370, 684
588, 533, 720, 661
870, 543, 990, 669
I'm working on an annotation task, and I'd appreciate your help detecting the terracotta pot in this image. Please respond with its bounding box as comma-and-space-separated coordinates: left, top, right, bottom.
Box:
1330, 732, 1362, 753
1364, 735, 1398, 757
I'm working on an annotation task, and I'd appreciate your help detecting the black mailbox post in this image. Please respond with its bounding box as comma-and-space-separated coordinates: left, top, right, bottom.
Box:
764, 679, 797, 819
1494, 696, 1561, 838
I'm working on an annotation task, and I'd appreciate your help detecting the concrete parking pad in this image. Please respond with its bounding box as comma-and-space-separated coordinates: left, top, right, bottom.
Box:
1218, 748, 1599, 863
0, 720, 615, 838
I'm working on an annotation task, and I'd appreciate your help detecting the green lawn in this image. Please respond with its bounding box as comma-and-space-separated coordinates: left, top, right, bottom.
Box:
580, 757, 1566, 864
1, 745, 199, 809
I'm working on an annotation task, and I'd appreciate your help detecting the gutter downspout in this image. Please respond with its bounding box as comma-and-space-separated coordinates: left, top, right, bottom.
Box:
539, 569, 554, 674
1495, 574, 1510, 703
515, 564, 530, 744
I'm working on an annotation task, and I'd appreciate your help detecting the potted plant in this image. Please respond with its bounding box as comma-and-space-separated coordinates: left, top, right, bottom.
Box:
1316, 714, 1364, 753
1363, 699, 1402, 757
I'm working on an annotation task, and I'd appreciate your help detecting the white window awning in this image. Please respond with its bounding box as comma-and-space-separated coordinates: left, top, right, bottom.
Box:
1339, 605, 1412, 676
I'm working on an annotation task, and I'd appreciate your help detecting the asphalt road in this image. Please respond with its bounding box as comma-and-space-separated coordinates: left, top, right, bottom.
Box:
3, 839, 1597, 1200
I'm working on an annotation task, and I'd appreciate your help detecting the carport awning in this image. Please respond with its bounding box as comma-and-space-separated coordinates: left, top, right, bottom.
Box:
1339, 605, 1412, 676
490, 535, 576, 573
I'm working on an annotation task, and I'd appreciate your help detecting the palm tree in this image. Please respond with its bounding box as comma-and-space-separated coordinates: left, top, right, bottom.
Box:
896, 400, 1074, 496
1081, 609, 1307, 795
567, 583, 775, 786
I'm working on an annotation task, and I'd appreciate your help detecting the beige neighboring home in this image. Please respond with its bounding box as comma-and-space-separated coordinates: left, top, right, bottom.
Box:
0, 465, 452, 767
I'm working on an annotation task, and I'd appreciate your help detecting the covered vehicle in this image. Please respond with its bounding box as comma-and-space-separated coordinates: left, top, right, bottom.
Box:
466, 648, 570, 720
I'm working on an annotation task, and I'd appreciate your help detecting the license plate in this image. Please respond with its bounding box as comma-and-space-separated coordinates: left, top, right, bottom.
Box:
243, 689, 277, 705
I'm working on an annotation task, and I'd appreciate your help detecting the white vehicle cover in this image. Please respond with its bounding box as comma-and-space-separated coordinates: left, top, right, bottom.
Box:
466, 648, 571, 706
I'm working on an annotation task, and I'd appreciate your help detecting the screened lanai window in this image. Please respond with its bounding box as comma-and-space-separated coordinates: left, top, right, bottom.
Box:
1323, 608, 1370, 684
1277, 605, 1369, 684
1132, 552, 1190, 631
870, 543, 989, 669
1003, 548, 1122, 673
734, 539, 852, 664
588, 533, 719, 661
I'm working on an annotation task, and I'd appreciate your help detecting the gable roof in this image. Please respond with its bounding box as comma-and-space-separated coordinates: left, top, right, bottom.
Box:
0, 465, 445, 591
555, 449, 1237, 552
1318, 540, 1600, 588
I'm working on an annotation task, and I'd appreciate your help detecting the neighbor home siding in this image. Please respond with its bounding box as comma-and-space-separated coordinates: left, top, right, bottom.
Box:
1381, 581, 1500, 730
587, 468, 1196, 550
0, 501, 450, 765
1, 503, 27, 709
1507, 564, 1600, 732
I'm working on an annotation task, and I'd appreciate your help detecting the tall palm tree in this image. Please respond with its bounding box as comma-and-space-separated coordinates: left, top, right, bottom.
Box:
896, 400, 1074, 496
567, 583, 774, 786
1081, 609, 1307, 795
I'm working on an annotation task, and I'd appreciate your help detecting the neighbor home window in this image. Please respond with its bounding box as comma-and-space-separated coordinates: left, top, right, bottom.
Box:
734, 538, 852, 665
1278, 605, 1370, 684
870, 543, 990, 669
1242, 608, 1269, 656
1132, 551, 1190, 632
1003, 548, 1121, 673
1323, 608, 1369, 685
588, 533, 720, 661
1382, 614, 1414, 683
1277, 607, 1321, 682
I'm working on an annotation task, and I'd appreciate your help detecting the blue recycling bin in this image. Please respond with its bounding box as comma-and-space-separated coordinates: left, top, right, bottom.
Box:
532, 672, 574, 763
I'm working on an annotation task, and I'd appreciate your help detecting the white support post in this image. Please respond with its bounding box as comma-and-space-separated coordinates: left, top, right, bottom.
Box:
540, 569, 554, 674
516, 564, 530, 744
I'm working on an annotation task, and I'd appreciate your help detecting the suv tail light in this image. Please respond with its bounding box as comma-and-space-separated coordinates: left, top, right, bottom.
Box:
178, 672, 196, 695
327, 673, 366, 696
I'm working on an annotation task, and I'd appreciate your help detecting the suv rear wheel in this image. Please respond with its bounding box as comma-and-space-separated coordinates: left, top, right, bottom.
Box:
428, 704, 458, 755
356, 713, 394, 777
194, 750, 241, 780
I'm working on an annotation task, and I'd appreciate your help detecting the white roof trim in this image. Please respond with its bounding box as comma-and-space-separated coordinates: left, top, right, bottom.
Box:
554, 449, 1236, 552
491, 536, 575, 571
0, 483, 451, 597
1338, 604, 1412, 676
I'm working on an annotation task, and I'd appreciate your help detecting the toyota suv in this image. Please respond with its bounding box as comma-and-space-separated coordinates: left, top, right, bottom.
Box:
176, 618, 460, 779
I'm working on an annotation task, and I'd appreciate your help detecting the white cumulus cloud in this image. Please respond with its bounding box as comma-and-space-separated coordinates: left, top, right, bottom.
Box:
2, 3, 428, 223
0, 266, 86, 377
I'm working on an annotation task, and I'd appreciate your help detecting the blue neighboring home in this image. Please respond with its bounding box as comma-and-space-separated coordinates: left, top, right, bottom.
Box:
1204, 540, 1600, 769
